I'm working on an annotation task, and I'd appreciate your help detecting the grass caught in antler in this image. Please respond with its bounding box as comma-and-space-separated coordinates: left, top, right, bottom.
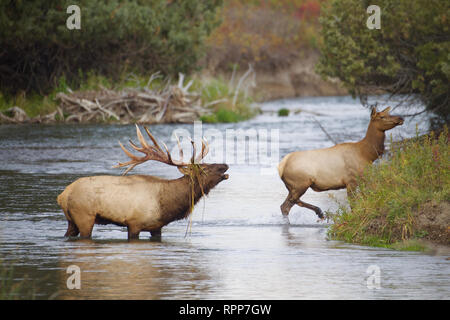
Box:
184, 163, 208, 237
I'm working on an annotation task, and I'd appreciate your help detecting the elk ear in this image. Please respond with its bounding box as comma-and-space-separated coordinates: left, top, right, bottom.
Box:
370, 107, 377, 119
381, 106, 391, 113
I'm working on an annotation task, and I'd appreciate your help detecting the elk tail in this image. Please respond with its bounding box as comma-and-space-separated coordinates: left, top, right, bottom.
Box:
57, 188, 72, 222
277, 154, 290, 178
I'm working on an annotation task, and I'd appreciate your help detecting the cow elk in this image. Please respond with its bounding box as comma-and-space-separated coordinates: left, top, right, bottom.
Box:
57, 125, 229, 240
278, 106, 404, 219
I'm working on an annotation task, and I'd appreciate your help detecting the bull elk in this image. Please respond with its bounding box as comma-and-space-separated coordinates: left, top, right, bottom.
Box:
57, 125, 229, 240
278, 106, 404, 219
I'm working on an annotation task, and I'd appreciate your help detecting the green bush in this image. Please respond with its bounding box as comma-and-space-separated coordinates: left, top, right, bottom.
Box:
278, 108, 289, 117
201, 108, 244, 123
317, 0, 450, 123
198, 77, 257, 123
0, 0, 222, 94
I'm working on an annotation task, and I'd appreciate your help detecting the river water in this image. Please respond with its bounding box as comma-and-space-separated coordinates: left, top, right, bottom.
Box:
0, 96, 448, 299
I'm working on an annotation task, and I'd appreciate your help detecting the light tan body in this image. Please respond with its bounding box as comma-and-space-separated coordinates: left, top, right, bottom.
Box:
278, 107, 404, 218
58, 175, 167, 237
279, 142, 372, 192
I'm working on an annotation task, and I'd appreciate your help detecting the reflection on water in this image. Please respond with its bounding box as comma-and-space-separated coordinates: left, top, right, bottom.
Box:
0, 96, 448, 299
55, 240, 216, 300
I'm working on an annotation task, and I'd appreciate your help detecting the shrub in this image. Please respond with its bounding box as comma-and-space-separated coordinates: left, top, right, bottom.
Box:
317, 0, 450, 123
204, 0, 323, 71
278, 108, 290, 116
199, 76, 257, 123
0, 0, 222, 94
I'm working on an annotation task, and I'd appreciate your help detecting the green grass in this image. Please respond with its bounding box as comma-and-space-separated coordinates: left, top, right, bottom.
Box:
328, 127, 450, 250
390, 239, 428, 252
278, 108, 289, 117
0, 90, 59, 118
0, 72, 104, 118
198, 77, 257, 123
200, 108, 245, 123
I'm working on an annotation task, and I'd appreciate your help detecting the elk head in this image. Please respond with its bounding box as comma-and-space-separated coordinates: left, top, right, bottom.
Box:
370, 106, 404, 131
114, 125, 229, 195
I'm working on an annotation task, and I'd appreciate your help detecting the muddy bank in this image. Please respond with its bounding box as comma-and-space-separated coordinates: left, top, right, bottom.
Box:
364, 201, 450, 249
206, 52, 347, 102
254, 58, 347, 101
413, 201, 450, 245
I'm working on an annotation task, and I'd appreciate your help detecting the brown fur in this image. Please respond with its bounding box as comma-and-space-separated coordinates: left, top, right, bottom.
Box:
278, 107, 404, 219
57, 164, 229, 240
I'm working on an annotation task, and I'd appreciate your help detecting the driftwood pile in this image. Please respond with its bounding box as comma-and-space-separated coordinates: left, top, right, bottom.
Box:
56, 73, 209, 124
0, 73, 212, 124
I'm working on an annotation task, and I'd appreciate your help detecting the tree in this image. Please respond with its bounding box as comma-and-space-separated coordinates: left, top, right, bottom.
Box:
317, 0, 449, 124
0, 0, 222, 94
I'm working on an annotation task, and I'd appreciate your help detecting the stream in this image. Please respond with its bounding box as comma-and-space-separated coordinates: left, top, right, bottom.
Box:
0, 95, 448, 299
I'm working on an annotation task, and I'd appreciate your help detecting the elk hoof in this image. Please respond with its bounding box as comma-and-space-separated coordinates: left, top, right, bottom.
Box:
316, 209, 324, 220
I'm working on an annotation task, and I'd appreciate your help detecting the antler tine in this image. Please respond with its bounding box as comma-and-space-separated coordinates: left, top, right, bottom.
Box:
144, 126, 163, 152
161, 142, 173, 164
195, 138, 209, 163
136, 124, 151, 150
174, 134, 184, 163
117, 141, 139, 162
114, 125, 192, 175
190, 139, 196, 164
122, 164, 137, 176
128, 139, 146, 153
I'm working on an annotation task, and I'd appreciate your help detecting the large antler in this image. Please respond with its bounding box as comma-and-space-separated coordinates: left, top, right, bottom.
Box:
114, 125, 209, 175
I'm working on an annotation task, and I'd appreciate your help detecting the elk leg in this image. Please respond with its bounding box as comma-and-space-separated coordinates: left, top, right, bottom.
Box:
280, 195, 295, 216
78, 224, 94, 239
77, 216, 95, 239
127, 227, 140, 240
296, 200, 324, 219
150, 229, 161, 240
65, 221, 79, 237
281, 185, 308, 216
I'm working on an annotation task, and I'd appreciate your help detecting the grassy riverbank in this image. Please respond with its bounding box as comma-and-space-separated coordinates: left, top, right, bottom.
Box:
328, 128, 450, 251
